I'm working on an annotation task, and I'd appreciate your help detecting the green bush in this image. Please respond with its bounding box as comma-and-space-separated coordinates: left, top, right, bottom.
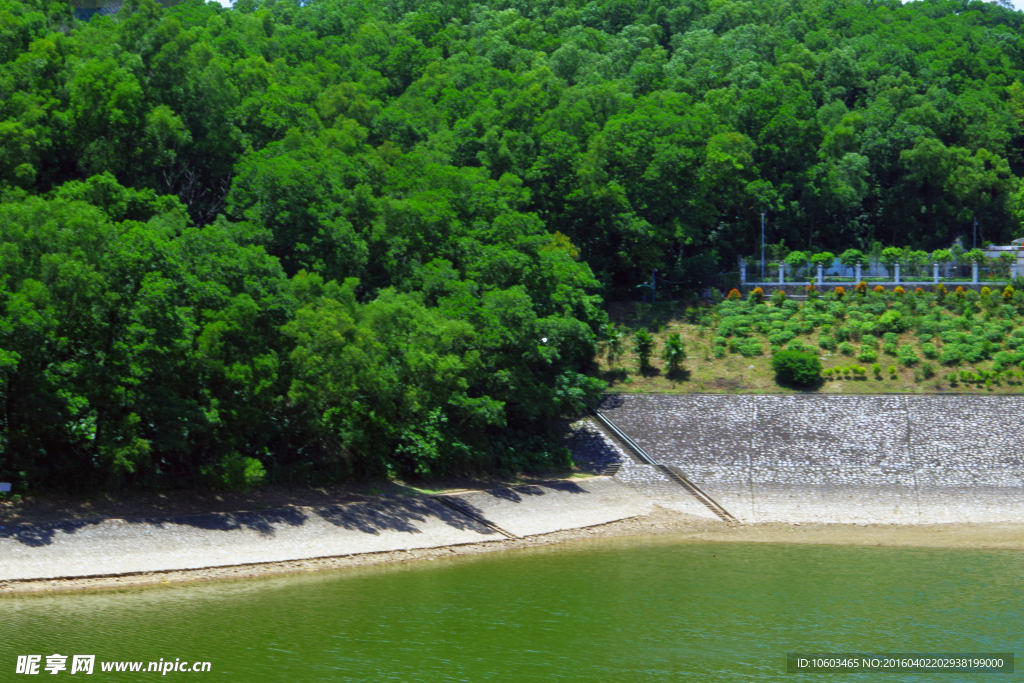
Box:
871, 362, 882, 377
768, 331, 795, 346
921, 342, 938, 359
771, 350, 822, 387
738, 339, 764, 357
939, 344, 964, 365
896, 345, 919, 366
876, 310, 907, 333
203, 452, 267, 492
857, 347, 877, 362
818, 335, 837, 350
633, 330, 655, 371
661, 333, 687, 373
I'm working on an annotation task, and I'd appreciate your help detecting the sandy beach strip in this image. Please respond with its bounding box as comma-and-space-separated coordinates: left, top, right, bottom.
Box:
3, 506, 1024, 596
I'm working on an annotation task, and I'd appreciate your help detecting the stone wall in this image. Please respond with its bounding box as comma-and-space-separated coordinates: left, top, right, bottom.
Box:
595, 394, 1024, 524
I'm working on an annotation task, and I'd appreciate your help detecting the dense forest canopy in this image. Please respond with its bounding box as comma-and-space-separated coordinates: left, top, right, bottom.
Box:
3, 0, 1024, 490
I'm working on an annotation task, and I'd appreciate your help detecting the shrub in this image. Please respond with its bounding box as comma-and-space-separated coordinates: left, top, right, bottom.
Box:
822, 368, 834, 378
939, 344, 963, 365
633, 330, 655, 371
839, 341, 856, 356
855, 280, 868, 296
771, 350, 822, 387
914, 287, 925, 296
893, 286, 906, 297
806, 284, 819, 298
738, 340, 764, 357
876, 310, 907, 333
980, 286, 992, 297
203, 452, 267, 491
661, 333, 687, 373
768, 331, 795, 346
936, 283, 948, 299
727, 288, 742, 300
1003, 285, 1015, 302
851, 365, 866, 377
834, 286, 846, 299
871, 362, 882, 377
921, 362, 935, 379
873, 285, 886, 293
857, 347, 878, 362
818, 335, 836, 350
770, 289, 786, 305
954, 285, 966, 298
887, 364, 897, 376
750, 286, 765, 303
922, 342, 938, 359
896, 344, 919, 366
712, 345, 726, 358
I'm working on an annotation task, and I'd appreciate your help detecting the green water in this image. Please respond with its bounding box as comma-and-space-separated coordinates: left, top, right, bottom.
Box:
3, 537, 1022, 681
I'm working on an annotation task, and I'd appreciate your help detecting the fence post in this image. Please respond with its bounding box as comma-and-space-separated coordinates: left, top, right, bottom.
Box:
972, 261, 978, 284
894, 262, 900, 284
854, 262, 861, 283
816, 263, 823, 285
740, 263, 746, 284
778, 263, 784, 284
933, 262, 939, 284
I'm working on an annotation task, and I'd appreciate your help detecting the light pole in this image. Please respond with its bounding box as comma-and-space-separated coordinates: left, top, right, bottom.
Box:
760, 211, 766, 281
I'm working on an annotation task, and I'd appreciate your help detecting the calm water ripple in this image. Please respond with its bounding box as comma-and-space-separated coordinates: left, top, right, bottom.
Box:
3, 536, 1022, 682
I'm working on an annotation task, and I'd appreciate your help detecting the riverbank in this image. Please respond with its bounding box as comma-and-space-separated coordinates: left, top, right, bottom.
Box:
4, 506, 1024, 595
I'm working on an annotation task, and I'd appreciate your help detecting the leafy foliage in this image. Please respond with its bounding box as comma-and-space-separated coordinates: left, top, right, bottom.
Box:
771, 350, 822, 387
7, 0, 1024, 489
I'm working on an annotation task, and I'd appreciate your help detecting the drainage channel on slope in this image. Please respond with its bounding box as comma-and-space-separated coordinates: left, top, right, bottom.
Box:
432, 495, 519, 539
587, 406, 741, 525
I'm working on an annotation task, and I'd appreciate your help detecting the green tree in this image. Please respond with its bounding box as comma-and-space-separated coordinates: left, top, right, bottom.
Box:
605, 325, 626, 366
661, 333, 686, 376
933, 248, 953, 277
880, 247, 903, 277
632, 330, 655, 372
838, 249, 866, 276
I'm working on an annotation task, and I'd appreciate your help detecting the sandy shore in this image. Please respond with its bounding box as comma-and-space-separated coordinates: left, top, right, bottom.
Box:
3, 506, 1023, 596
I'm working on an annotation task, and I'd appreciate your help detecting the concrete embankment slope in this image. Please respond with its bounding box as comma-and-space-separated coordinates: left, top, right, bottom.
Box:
597, 394, 1024, 525
0, 479, 651, 581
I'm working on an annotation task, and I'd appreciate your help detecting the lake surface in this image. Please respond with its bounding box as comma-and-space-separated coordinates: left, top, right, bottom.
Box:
3, 536, 1022, 681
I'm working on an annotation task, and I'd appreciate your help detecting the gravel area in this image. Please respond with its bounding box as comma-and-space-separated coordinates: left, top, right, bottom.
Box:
0, 479, 652, 585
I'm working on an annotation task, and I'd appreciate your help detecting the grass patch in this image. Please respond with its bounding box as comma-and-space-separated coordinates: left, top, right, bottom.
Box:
596, 291, 1024, 394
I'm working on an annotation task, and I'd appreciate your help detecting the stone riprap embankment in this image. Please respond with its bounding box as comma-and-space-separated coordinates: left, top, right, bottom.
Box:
595, 394, 1024, 524
566, 422, 721, 521
0, 479, 649, 581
